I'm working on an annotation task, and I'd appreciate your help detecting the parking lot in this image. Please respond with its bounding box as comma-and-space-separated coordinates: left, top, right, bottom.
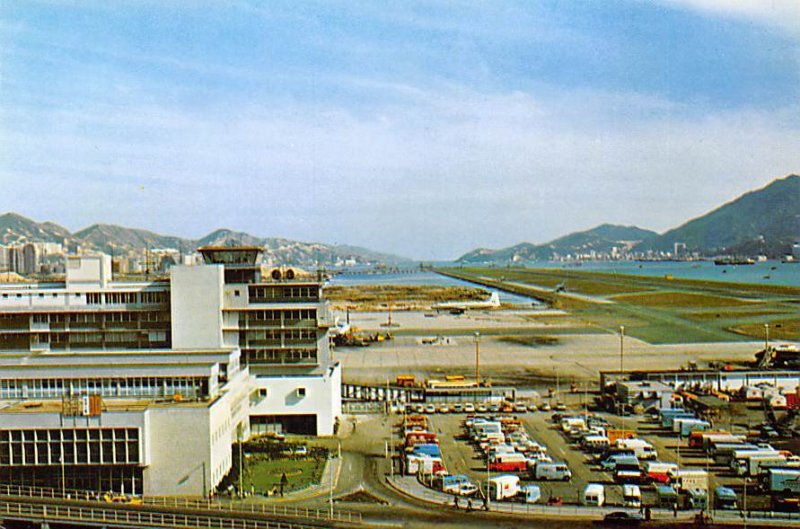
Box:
402, 401, 778, 511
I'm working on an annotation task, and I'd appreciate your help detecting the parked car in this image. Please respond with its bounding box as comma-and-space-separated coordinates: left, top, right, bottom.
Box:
425, 404, 436, 414
477, 404, 488, 413
514, 403, 528, 413
464, 403, 475, 413
602, 512, 643, 526
439, 404, 450, 413
539, 403, 551, 411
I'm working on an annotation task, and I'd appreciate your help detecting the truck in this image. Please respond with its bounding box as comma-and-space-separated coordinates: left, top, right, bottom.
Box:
714, 486, 738, 510
489, 452, 528, 472
687, 431, 731, 448
616, 438, 658, 460
440, 474, 470, 494
701, 433, 746, 450
582, 483, 605, 507
730, 450, 782, 476
560, 417, 586, 433
606, 429, 636, 444
406, 454, 445, 475
487, 474, 520, 501
763, 468, 800, 495
674, 418, 711, 437
533, 461, 572, 481
601, 454, 639, 471
662, 412, 697, 429
623, 484, 642, 508
582, 435, 611, 453
685, 488, 708, 510
522, 484, 541, 504
667, 469, 708, 492
405, 431, 438, 451
712, 443, 765, 465
655, 484, 678, 508
645, 461, 679, 484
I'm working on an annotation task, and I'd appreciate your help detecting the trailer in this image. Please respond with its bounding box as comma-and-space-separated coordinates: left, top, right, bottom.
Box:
487, 474, 520, 501
763, 468, 800, 495
489, 452, 528, 472
667, 469, 708, 492
730, 450, 782, 476
645, 461, 679, 484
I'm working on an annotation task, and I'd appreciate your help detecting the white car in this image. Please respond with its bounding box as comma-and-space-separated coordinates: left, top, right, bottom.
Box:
464, 403, 476, 413
425, 404, 436, 414
439, 404, 450, 413
476, 404, 488, 413
514, 403, 528, 413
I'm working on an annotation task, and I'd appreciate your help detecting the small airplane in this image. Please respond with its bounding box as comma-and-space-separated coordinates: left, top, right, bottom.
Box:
433, 292, 501, 314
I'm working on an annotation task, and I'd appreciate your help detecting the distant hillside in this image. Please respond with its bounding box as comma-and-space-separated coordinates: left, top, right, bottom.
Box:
458, 224, 657, 263
0, 213, 72, 245
0, 214, 410, 266
639, 174, 800, 256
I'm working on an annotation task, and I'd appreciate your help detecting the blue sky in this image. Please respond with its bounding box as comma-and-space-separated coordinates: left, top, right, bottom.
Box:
1, 1, 799, 259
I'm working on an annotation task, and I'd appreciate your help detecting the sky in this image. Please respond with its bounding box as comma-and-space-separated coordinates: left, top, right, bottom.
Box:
1, 1, 799, 260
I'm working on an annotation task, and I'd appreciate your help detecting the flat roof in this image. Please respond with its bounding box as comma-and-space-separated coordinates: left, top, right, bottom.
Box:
0, 397, 214, 414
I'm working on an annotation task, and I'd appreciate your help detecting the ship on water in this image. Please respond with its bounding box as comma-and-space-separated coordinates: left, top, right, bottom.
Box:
714, 256, 756, 266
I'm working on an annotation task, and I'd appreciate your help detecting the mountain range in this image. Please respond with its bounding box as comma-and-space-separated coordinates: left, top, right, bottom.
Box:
458, 174, 800, 263
0, 214, 410, 266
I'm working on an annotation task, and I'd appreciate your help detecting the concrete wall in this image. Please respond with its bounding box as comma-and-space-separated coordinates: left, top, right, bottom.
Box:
170, 266, 224, 349
66, 255, 112, 290
249, 363, 342, 436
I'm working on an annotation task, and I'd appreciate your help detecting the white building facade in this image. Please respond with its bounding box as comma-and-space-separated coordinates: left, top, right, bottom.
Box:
0, 250, 341, 496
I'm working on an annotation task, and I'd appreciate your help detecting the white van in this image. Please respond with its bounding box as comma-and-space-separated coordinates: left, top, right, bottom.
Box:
534, 462, 572, 481
623, 484, 642, 508
583, 483, 605, 507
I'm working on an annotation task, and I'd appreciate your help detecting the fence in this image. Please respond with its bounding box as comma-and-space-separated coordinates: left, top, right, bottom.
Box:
0, 500, 322, 529
0, 483, 361, 524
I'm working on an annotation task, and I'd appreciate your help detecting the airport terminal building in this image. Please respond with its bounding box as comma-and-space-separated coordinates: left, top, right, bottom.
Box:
0, 249, 341, 495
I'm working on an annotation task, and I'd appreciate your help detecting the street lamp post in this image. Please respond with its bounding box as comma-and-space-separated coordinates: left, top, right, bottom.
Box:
619, 325, 626, 428
474, 332, 481, 387
764, 323, 770, 351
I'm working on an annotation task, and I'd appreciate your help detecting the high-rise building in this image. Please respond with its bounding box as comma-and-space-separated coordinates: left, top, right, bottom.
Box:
0, 249, 341, 495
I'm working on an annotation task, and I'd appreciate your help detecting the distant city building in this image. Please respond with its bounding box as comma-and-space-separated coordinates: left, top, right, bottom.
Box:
0, 249, 341, 496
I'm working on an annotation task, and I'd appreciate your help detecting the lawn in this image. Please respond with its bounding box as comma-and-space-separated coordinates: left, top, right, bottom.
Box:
610, 291, 754, 308
241, 456, 326, 494
730, 319, 800, 341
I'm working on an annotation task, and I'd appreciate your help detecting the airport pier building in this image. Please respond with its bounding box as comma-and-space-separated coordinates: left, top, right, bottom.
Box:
0, 250, 341, 496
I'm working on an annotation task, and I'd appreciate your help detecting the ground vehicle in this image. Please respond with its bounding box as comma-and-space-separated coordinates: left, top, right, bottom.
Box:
712, 443, 765, 465
674, 418, 711, 437
622, 484, 642, 509
533, 461, 571, 481
514, 403, 528, 413
464, 403, 475, 413
560, 417, 586, 432
602, 512, 642, 526
601, 454, 639, 471
615, 469, 648, 484
662, 412, 696, 429
539, 402, 551, 411
103, 494, 142, 505
477, 404, 488, 413
453, 403, 463, 413
685, 488, 707, 510
405, 431, 438, 451
522, 484, 541, 503
489, 452, 528, 472
731, 451, 783, 476
440, 475, 472, 495
667, 469, 708, 492
527, 403, 539, 412
714, 486, 738, 510
489, 404, 500, 413
616, 438, 657, 460
655, 484, 678, 508
606, 429, 636, 444
425, 404, 436, 414
762, 468, 800, 494
687, 430, 732, 448
644, 461, 678, 484
700, 433, 746, 450
406, 454, 445, 475
487, 474, 520, 501
582, 435, 610, 453
582, 483, 605, 507
438, 404, 450, 413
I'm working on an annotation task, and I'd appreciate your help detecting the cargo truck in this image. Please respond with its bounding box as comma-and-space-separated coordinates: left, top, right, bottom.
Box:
487, 474, 520, 501
645, 461, 679, 484
730, 450, 782, 476
616, 438, 658, 460
763, 468, 800, 495
667, 469, 708, 492
714, 486, 738, 510
489, 452, 528, 472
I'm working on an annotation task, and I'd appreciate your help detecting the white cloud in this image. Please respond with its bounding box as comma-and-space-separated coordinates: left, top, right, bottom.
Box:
3, 80, 800, 260
662, 0, 800, 37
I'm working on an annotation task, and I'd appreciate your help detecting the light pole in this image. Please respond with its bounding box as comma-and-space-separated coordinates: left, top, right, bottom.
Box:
486, 451, 491, 510
237, 423, 244, 498
474, 332, 481, 387
619, 325, 626, 428
764, 323, 770, 351
742, 476, 749, 528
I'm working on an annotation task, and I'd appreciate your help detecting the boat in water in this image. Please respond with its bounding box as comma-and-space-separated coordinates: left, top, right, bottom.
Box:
714, 257, 755, 266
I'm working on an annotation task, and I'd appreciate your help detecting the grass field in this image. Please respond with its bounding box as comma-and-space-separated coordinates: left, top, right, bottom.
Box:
439, 267, 800, 345
731, 319, 800, 341
610, 291, 754, 307
242, 456, 325, 494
